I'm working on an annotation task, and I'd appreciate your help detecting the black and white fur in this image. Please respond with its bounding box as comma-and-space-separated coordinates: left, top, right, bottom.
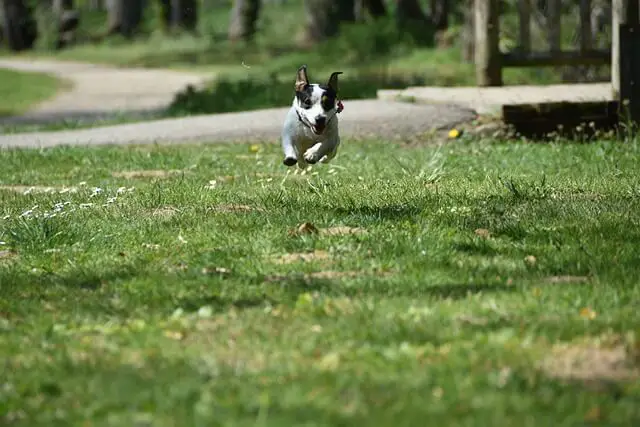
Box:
281, 65, 343, 168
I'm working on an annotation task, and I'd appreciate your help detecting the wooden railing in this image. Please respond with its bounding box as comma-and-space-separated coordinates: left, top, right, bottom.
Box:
474, 0, 611, 87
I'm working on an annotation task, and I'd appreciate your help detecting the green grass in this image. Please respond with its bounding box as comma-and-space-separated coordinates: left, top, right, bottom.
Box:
0, 68, 66, 117
1, 136, 639, 426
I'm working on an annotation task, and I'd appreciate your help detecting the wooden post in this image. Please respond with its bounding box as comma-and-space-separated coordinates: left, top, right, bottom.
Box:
619, 0, 640, 124
547, 0, 561, 52
475, 0, 502, 86
579, 0, 592, 52
612, 0, 628, 99
517, 0, 530, 53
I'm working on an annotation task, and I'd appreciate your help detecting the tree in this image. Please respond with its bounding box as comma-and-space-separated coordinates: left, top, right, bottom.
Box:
395, 0, 433, 45
158, 0, 198, 33
106, 0, 144, 37
300, 0, 355, 45
430, 0, 449, 32
0, 0, 38, 51
52, 0, 80, 49
228, 0, 260, 42
364, 0, 386, 17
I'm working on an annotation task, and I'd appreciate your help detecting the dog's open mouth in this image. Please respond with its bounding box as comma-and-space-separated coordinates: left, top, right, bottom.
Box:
311, 124, 325, 135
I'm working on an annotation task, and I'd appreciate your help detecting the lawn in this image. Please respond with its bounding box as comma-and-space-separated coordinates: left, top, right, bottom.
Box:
0, 68, 66, 118
1, 137, 639, 426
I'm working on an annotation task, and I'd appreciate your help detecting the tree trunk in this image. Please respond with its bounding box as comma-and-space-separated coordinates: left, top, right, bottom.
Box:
159, 0, 198, 32
51, 0, 80, 49
430, 0, 448, 31
0, 0, 38, 51
301, 0, 355, 45
106, 0, 144, 37
395, 0, 433, 45
461, 0, 474, 62
364, 0, 386, 17
228, 0, 260, 42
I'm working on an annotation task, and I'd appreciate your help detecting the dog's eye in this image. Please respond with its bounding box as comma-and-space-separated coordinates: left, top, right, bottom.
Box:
302, 99, 312, 109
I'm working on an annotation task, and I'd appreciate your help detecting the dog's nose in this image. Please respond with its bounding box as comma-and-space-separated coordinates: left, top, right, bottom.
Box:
315, 116, 326, 126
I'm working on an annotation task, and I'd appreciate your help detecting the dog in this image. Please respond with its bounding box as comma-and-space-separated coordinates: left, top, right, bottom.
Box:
281, 65, 344, 169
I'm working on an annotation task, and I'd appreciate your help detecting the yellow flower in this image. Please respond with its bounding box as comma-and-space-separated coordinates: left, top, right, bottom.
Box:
579, 307, 597, 320
249, 144, 260, 153
448, 128, 460, 139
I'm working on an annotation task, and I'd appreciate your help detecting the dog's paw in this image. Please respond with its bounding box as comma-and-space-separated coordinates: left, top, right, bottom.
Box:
303, 150, 320, 164
283, 156, 297, 167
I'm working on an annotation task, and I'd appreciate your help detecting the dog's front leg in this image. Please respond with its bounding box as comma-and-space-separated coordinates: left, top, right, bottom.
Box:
303, 138, 339, 165
281, 134, 299, 167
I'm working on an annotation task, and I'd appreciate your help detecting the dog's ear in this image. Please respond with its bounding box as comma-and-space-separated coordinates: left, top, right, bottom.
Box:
327, 71, 343, 93
295, 65, 309, 92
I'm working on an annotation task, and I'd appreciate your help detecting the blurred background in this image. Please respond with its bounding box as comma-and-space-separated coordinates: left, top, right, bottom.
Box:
0, 0, 613, 117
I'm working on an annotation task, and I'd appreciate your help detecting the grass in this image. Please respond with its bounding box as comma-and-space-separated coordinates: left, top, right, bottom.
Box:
1, 136, 640, 426
0, 68, 66, 117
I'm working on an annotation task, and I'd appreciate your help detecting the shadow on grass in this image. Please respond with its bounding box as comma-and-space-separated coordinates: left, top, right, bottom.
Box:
332, 204, 425, 222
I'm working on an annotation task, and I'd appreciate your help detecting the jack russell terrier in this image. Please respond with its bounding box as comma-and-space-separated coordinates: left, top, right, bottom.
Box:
281, 65, 344, 168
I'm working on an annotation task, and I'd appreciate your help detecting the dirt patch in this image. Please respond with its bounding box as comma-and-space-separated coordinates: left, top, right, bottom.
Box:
289, 222, 367, 237
474, 228, 491, 239
112, 169, 186, 179
0, 249, 18, 262
265, 269, 394, 282
540, 341, 639, 383
272, 250, 331, 265
545, 275, 590, 284
151, 206, 180, 219
210, 204, 263, 213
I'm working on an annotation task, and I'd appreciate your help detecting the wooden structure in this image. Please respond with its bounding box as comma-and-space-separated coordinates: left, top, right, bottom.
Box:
474, 0, 611, 86
475, 0, 640, 129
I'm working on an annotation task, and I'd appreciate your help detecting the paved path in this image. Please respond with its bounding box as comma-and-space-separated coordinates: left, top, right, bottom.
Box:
0, 58, 210, 124
0, 100, 476, 148
0, 58, 476, 148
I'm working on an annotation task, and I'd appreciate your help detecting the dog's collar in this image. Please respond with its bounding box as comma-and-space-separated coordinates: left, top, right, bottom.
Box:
296, 99, 344, 130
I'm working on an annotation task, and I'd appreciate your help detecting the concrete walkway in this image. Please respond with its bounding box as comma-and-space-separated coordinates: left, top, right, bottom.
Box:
378, 83, 614, 115
0, 58, 210, 124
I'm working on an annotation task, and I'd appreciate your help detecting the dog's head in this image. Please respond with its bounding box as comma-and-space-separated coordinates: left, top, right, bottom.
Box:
293, 65, 343, 135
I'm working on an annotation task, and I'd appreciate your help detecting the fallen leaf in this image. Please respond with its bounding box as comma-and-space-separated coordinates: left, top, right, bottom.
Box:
579, 307, 597, 320
584, 407, 602, 422
474, 228, 491, 238
289, 222, 319, 236
164, 330, 184, 340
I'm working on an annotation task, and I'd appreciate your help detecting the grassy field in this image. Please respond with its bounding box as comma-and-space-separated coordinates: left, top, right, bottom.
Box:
1, 136, 639, 426
0, 68, 66, 118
